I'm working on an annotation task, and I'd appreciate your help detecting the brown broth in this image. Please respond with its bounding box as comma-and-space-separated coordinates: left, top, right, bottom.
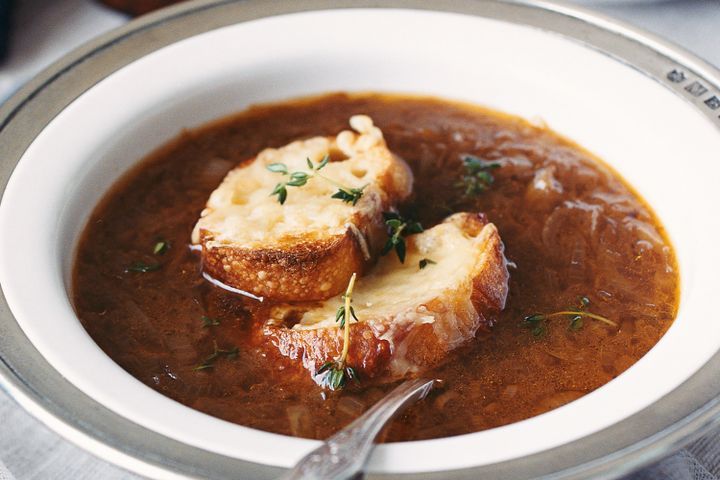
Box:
73, 93, 679, 441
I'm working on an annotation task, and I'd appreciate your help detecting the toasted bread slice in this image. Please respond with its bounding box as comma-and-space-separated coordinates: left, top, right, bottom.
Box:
192, 116, 413, 301
263, 212, 509, 381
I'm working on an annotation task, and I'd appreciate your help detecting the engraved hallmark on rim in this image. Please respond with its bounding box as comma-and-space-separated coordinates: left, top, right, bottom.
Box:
667, 68, 720, 118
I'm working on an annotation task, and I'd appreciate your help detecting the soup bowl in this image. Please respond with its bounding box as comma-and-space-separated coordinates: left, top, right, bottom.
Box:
1, 1, 720, 478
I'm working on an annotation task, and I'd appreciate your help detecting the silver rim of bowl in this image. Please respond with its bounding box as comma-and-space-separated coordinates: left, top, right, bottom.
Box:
0, 1, 719, 479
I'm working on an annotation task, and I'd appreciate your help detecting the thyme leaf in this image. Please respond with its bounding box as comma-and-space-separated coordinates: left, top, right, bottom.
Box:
270, 182, 288, 204
316, 155, 330, 171
286, 171, 310, 186
523, 313, 547, 337
153, 240, 169, 255
319, 364, 357, 391
307, 155, 330, 171
331, 186, 366, 205
569, 316, 584, 331
382, 212, 423, 263
267, 163, 288, 174
419, 258, 436, 269
456, 154, 501, 197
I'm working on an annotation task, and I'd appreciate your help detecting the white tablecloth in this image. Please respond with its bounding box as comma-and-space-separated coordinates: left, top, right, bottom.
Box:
1, 1, 719, 478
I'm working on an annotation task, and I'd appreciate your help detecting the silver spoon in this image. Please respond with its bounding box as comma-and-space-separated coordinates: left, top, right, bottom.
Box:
280, 378, 435, 480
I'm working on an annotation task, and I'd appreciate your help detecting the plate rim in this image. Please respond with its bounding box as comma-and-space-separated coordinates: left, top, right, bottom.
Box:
1, 1, 720, 479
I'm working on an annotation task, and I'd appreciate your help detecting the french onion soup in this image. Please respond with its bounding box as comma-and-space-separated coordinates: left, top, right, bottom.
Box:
73, 93, 679, 441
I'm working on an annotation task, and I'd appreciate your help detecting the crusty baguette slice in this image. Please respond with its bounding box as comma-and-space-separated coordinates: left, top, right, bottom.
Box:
263, 212, 510, 381
192, 116, 413, 301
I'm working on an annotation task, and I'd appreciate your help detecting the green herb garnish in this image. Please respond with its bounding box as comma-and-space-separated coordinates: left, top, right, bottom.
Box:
456, 154, 501, 197
381, 212, 423, 263
318, 361, 358, 391
127, 240, 167, 272
193, 341, 238, 371
125, 261, 161, 273
419, 258, 436, 269
335, 298, 358, 329
267, 155, 366, 205
523, 296, 617, 337
317, 273, 359, 391
331, 187, 366, 204
153, 240, 169, 255
201, 316, 220, 328
523, 313, 548, 337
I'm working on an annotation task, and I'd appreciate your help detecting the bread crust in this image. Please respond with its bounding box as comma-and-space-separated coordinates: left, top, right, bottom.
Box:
263, 213, 510, 381
201, 229, 366, 301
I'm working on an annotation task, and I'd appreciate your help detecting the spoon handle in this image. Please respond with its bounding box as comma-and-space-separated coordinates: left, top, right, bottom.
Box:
280, 378, 435, 480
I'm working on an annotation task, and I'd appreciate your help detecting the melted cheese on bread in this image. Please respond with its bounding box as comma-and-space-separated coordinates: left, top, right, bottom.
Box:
264, 213, 510, 379
295, 220, 483, 331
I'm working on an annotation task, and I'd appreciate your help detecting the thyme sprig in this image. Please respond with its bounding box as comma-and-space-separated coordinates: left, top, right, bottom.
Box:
456, 154, 501, 197
524, 296, 618, 337
193, 341, 238, 371
381, 212, 423, 263
317, 273, 359, 391
267, 155, 366, 205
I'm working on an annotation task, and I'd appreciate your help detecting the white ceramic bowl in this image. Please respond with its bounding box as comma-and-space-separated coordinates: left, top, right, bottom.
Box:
1, 1, 720, 479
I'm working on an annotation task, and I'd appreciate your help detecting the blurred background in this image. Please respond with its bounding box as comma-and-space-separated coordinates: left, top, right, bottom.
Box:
0, 0, 719, 104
